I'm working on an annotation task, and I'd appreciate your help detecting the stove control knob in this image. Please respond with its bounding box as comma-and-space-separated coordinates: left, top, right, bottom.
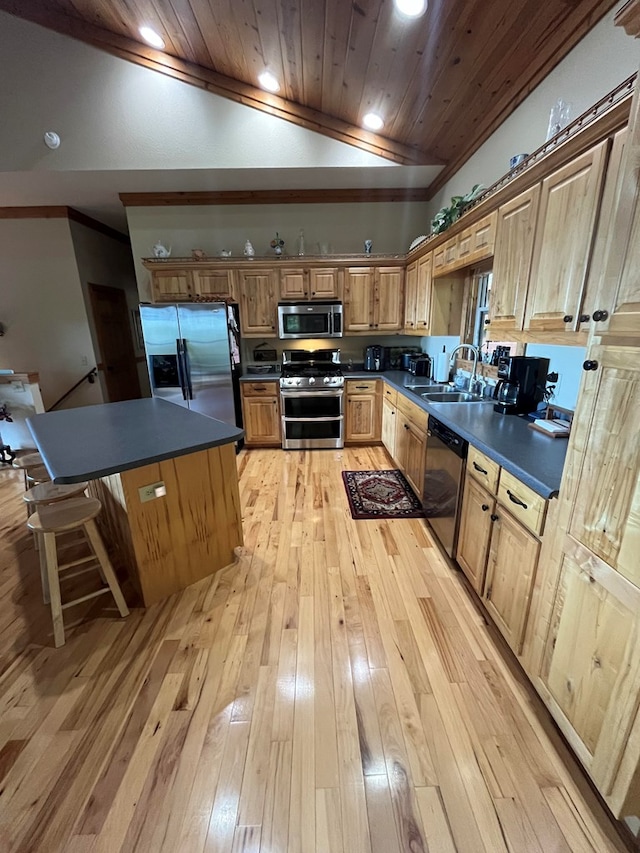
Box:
323, 376, 331, 384
308, 377, 316, 385
296, 378, 302, 385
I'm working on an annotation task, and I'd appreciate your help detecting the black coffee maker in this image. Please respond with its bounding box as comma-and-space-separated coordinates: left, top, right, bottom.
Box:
493, 356, 549, 415
364, 345, 383, 371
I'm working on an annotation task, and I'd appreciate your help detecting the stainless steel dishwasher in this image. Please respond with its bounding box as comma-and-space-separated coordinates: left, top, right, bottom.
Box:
422, 415, 468, 559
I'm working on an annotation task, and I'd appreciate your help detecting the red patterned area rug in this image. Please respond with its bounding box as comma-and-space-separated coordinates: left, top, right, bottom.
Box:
342, 469, 425, 520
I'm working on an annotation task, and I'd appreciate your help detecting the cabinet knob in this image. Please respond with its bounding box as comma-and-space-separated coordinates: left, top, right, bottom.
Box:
579, 314, 590, 323
404, 424, 409, 430
484, 318, 490, 325
592, 309, 609, 322
582, 360, 599, 371
563, 315, 573, 323
481, 504, 489, 512
490, 513, 499, 522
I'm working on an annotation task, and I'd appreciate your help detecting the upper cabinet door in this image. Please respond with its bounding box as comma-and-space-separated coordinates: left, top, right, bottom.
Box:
151, 269, 193, 302
192, 268, 236, 301
375, 266, 404, 331
238, 269, 277, 336
309, 268, 340, 300
279, 268, 308, 300
344, 268, 375, 331
567, 345, 640, 587
415, 254, 433, 333
490, 185, 540, 332
404, 261, 418, 331
524, 140, 608, 334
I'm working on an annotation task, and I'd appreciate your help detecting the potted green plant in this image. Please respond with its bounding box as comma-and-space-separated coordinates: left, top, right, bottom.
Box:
431, 184, 484, 235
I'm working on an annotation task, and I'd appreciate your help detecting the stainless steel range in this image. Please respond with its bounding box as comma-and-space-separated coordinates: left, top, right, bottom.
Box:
280, 350, 344, 449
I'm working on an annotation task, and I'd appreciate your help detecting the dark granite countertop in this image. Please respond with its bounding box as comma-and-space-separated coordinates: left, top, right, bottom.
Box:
345, 370, 567, 498
238, 367, 567, 497
27, 398, 244, 484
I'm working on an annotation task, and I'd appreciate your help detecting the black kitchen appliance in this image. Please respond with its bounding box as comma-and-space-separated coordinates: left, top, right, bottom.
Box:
493, 355, 550, 415
409, 355, 432, 377
364, 345, 383, 371
422, 416, 468, 558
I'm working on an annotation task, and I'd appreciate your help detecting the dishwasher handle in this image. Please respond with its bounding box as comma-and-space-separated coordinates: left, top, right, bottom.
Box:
427, 415, 468, 459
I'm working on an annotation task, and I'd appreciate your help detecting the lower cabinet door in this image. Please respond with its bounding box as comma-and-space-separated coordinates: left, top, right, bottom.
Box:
381, 398, 396, 456
457, 476, 494, 594
346, 393, 379, 442
483, 507, 540, 654
538, 535, 640, 814
403, 422, 426, 500
242, 397, 281, 445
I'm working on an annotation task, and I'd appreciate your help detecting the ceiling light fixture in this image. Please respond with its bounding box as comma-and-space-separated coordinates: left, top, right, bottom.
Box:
362, 113, 384, 131
394, 0, 427, 18
258, 71, 280, 93
139, 26, 165, 49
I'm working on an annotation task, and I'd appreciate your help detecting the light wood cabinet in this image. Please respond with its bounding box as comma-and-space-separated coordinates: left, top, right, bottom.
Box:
567, 346, 640, 588
279, 267, 340, 300
344, 266, 404, 332
457, 475, 495, 594
191, 268, 236, 300
483, 506, 541, 654
150, 269, 193, 302
432, 236, 458, 275
238, 269, 278, 336
524, 140, 608, 334
457, 446, 547, 655
539, 535, 640, 811
456, 212, 497, 267
404, 254, 432, 335
489, 185, 541, 333
241, 381, 280, 446
394, 395, 427, 499
381, 397, 397, 457
345, 379, 381, 443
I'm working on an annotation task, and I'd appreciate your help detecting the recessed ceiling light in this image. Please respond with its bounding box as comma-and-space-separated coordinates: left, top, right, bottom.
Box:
394, 0, 427, 17
258, 71, 280, 93
363, 113, 384, 131
139, 27, 165, 49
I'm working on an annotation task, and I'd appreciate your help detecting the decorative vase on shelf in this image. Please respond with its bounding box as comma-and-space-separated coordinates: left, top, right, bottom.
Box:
243, 240, 255, 258
297, 229, 305, 256
270, 232, 285, 256
152, 241, 171, 258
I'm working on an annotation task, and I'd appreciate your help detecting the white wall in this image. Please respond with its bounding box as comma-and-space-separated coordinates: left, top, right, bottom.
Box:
0, 218, 103, 410
69, 221, 149, 395
0, 11, 390, 175
128, 203, 430, 301
429, 2, 640, 218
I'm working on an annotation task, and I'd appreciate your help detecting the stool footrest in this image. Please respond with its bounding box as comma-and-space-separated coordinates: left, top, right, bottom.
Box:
59, 564, 100, 582
61, 587, 111, 609
59, 554, 96, 572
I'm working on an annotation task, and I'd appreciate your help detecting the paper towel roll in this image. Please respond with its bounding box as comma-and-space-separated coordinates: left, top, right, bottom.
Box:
434, 351, 450, 382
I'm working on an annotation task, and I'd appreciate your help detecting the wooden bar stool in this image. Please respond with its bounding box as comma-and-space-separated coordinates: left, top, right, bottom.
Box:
12, 452, 45, 487
27, 496, 129, 647
24, 481, 89, 594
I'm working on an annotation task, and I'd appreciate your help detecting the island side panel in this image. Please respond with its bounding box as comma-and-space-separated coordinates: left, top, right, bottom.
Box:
118, 444, 243, 606
88, 473, 142, 602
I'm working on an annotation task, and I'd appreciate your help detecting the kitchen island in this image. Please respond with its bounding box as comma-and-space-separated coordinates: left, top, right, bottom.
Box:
28, 398, 244, 606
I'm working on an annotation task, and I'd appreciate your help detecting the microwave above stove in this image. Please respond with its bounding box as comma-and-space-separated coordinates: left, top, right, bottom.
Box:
277, 302, 343, 339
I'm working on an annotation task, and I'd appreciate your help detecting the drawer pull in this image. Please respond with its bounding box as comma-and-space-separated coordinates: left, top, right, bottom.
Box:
507, 489, 528, 509
355, 385, 369, 389
481, 504, 489, 512
473, 461, 488, 475
253, 386, 266, 391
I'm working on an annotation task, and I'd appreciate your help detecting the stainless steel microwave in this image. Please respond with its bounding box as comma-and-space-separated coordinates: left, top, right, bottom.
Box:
277, 302, 343, 339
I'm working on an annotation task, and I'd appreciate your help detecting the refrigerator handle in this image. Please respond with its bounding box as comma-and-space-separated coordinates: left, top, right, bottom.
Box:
176, 338, 188, 401
181, 338, 194, 399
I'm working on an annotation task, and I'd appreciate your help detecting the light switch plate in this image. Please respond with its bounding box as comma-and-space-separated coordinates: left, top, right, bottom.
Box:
138, 481, 166, 503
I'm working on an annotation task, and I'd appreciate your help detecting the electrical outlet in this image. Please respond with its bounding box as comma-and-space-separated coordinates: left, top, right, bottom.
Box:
138, 481, 166, 503
80, 355, 89, 366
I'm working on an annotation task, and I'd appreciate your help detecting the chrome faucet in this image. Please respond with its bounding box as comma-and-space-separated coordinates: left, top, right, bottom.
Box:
449, 344, 480, 391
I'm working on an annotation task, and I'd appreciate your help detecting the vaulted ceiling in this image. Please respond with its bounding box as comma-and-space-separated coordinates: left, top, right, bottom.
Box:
0, 0, 619, 199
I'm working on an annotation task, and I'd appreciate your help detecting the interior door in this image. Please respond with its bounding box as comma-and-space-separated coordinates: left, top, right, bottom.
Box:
88, 284, 141, 402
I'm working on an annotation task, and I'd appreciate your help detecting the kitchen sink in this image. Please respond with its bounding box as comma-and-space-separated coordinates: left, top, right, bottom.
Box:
406, 383, 451, 394
421, 390, 485, 403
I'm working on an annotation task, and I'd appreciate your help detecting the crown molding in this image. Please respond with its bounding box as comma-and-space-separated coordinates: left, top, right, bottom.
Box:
119, 188, 431, 207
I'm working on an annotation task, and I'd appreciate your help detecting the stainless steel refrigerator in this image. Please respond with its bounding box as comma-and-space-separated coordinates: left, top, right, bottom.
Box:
139, 303, 243, 431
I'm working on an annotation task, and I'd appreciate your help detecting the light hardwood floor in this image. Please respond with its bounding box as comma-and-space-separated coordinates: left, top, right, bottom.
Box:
0, 447, 632, 852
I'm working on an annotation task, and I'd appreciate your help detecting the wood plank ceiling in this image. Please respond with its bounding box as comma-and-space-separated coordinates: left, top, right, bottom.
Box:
0, 0, 619, 197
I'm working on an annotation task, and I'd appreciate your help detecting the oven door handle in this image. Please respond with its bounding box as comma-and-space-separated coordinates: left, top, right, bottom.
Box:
282, 415, 343, 423
280, 389, 344, 397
